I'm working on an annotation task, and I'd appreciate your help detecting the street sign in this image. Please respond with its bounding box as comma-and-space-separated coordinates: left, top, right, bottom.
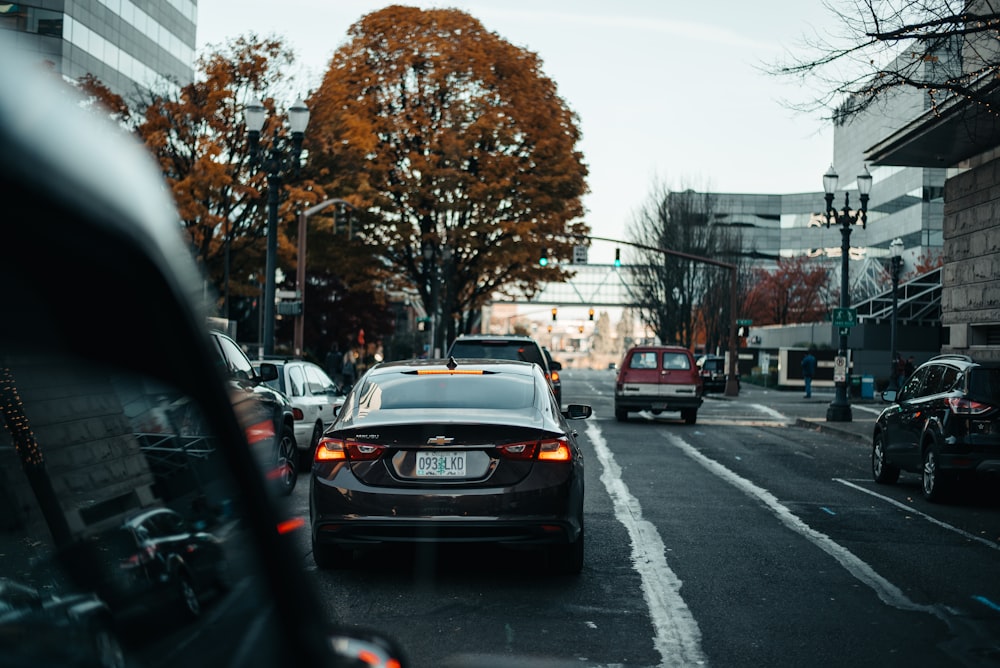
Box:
572, 245, 588, 264
833, 355, 848, 383
831, 307, 857, 328
736, 319, 752, 326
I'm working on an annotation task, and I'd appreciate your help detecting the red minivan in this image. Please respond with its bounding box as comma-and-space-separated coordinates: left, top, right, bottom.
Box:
614, 345, 703, 423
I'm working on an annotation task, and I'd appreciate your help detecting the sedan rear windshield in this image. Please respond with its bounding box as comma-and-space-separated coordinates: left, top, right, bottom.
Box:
449, 341, 545, 367
361, 373, 537, 411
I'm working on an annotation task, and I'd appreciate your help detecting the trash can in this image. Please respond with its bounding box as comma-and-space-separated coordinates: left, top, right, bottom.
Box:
861, 374, 875, 399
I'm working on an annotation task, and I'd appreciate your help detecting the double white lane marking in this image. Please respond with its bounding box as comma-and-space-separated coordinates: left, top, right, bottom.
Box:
589, 415, 950, 668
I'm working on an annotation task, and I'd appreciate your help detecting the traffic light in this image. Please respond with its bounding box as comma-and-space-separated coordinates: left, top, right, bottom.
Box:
588, 308, 595, 321
614, 248, 621, 267
334, 203, 349, 235
578, 325, 584, 333
539, 248, 549, 267
551, 307, 558, 321
737, 326, 748, 337
547, 325, 553, 333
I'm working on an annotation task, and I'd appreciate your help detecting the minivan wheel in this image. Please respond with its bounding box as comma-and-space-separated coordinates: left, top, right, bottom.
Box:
871, 432, 899, 484
922, 446, 949, 502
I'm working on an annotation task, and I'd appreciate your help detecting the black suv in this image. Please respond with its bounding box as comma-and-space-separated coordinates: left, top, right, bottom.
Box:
447, 334, 560, 405
872, 354, 1000, 502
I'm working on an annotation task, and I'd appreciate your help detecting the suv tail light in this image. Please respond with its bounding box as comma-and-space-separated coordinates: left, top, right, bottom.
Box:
946, 397, 993, 415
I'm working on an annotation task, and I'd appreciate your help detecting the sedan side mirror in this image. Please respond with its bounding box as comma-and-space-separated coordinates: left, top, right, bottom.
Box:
257, 362, 279, 382
562, 404, 593, 420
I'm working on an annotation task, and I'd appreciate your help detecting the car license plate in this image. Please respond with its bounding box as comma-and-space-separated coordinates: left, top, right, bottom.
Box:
416, 452, 467, 477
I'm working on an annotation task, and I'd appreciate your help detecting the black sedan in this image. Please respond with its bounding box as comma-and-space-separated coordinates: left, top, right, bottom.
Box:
309, 358, 592, 574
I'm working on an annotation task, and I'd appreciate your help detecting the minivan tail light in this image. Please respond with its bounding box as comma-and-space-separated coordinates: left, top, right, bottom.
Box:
538, 437, 571, 462
946, 397, 993, 415
497, 441, 539, 460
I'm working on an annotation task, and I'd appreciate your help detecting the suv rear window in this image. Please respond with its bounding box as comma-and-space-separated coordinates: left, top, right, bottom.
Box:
449, 340, 545, 367
967, 367, 1000, 403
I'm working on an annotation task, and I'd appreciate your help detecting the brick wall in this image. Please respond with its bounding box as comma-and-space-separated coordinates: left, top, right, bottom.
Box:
941, 159, 1000, 362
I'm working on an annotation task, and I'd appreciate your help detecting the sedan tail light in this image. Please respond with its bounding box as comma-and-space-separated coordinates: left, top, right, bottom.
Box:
315, 437, 386, 462
946, 397, 993, 415
497, 441, 539, 460
538, 437, 572, 461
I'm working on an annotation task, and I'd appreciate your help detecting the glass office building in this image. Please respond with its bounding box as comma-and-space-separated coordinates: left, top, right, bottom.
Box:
1, 0, 196, 96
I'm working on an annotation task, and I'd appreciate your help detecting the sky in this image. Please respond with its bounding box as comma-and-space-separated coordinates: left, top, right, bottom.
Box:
197, 0, 840, 264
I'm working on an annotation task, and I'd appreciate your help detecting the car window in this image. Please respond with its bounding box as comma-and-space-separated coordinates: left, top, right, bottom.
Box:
898, 366, 929, 400
305, 365, 336, 394
288, 365, 306, 396
215, 333, 255, 381
629, 352, 658, 369
449, 340, 545, 368
663, 352, 691, 370
940, 366, 960, 392
365, 373, 536, 411
922, 364, 946, 396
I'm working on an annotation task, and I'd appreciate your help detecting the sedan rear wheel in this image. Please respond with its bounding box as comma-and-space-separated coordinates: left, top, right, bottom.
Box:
313, 540, 353, 570
871, 432, 899, 484
178, 574, 201, 618
549, 528, 584, 576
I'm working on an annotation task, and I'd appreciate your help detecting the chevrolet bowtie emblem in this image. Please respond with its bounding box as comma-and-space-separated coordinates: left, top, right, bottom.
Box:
427, 436, 454, 445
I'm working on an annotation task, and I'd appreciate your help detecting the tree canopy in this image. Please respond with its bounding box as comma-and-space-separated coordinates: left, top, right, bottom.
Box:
77, 35, 396, 356
774, 0, 1000, 122
306, 5, 589, 352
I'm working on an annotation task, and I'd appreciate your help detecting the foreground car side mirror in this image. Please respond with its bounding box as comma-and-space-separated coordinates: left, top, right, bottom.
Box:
881, 389, 897, 403
562, 404, 593, 420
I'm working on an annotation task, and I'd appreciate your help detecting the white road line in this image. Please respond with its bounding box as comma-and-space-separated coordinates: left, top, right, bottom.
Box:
662, 432, 945, 620
747, 403, 791, 423
834, 478, 1000, 552
587, 421, 707, 667
852, 404, 883, 416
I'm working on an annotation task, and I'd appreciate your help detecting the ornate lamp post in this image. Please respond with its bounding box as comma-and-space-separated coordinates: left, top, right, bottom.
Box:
888, 237, 904, 386
245, 96, 310, 356
823, 164, 872, 422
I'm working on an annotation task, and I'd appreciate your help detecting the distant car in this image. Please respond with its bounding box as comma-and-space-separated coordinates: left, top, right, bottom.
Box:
209, 330, 300, 495
872, 354, 1000, 502
697, 355, 737, 393
88, 507, 230, 621
254, 358, 346, 461
542, 346, 563, 405
614, 345, 703, 423
447, 333, 559, 402
310, 358, 592, 574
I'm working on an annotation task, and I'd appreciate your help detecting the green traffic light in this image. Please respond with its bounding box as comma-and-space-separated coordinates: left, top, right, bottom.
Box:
539, 257, 548, 267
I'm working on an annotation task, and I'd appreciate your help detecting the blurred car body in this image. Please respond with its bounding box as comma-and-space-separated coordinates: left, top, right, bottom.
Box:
697, 355, 737, 394
0, 578, 124, 668
872, 354, 1000, 502
542, 346, 563, 406
310, 358, 592, 574
0, 34, 402, 667
614, 345, 703, 423
254, 358, 346, 459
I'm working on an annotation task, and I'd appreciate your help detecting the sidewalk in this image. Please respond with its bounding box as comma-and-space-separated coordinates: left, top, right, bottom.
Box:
715, 383, 880, 445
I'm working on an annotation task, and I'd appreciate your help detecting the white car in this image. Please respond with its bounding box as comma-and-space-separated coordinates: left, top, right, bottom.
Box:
254, 359, 346, 459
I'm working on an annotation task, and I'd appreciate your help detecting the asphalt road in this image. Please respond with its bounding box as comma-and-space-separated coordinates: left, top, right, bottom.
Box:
281, 368, 1000, 668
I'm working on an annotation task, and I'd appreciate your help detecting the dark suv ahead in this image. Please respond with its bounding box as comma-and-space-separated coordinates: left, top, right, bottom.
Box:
446, 334, 559, 404
872, 354, 1000, 502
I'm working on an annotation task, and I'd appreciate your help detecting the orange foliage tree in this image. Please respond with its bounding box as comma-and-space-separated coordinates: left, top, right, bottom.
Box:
306, 6, 590, 351
742, 255, 834, 326
76, 35, 396, 355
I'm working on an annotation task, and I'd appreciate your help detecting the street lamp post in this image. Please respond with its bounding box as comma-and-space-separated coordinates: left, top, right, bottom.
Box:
245, 96, 309, 356
822, 164, 872, 422
889, 237, 904, 386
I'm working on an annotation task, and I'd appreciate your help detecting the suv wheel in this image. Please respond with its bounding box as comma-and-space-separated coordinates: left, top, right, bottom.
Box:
614, 406, 627, 422
682, 408, 697, 425
922, 444, 949, 502
871, 431, 899, 484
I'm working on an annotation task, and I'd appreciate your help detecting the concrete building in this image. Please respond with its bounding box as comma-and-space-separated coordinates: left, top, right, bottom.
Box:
0, 0, 196, 96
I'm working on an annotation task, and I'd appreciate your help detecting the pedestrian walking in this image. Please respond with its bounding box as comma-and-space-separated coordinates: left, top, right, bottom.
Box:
801, 348, 817, 398
325, 343, 343, 387
341, 348, 357, 391
892, 353, 906, 390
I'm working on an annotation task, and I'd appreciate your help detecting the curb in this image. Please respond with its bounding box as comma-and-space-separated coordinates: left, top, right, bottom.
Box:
793, 418, 870, 445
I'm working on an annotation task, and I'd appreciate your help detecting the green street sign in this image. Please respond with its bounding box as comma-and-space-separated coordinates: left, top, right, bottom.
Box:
832, 307, 857, 328
736, 319, 753, 326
